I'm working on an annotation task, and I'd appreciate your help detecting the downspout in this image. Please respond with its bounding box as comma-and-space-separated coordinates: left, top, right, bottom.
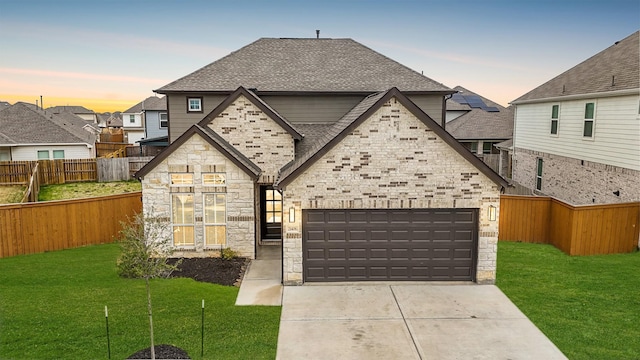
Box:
442, 93, 454, 130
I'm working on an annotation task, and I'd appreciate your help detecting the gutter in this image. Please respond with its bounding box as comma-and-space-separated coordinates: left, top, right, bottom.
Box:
510, 88, 639, 105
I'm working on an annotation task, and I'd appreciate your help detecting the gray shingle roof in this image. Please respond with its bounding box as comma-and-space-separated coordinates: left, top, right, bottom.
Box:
446, 86, 513, 140
512, 31, 639, 103
123, 96, 167, 113
46, 105, 95, 114
0, 103, 95, 145
156, 38, 452, 93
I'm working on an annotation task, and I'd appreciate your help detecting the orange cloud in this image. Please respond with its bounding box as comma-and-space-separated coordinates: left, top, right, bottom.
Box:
1, 94, 138, 113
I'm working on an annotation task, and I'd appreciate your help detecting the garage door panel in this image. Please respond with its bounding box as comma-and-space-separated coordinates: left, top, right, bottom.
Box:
303, 209, 478, 282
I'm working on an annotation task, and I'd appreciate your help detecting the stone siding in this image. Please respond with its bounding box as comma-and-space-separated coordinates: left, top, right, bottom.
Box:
207, 94, 295, 184
281, 98, 501, 285
513, 147, 640, 205
141, 134, 255, 258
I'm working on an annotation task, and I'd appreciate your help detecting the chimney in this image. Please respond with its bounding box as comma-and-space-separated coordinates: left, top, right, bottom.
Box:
316, 30, 320, 39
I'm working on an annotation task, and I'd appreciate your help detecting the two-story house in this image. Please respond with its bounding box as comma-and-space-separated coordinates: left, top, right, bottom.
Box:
511, 31, 639, 205
136, 37, 508, 285
121, 96, 167, 145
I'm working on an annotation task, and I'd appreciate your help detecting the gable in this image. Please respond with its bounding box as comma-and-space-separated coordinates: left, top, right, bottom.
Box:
282, 97, 503, 200
135, 125, 260, 180
276, 88, 507, 189
198, 88, 300, 183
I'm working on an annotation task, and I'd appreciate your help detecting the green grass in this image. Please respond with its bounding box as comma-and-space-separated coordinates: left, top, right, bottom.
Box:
38, 181, 142, 201
496, 241, 640, 360
0, 185, 25, 204
0, 244, 281, 359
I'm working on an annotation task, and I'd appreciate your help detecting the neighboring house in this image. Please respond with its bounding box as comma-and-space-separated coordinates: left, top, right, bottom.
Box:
445, 86, 514, 177
136, 38, 508, 285
47, 105, 98, 124
0, 101, 10, 110
511, 31, 639, 205
0, 102, 96, 160
122, 96, 167, 145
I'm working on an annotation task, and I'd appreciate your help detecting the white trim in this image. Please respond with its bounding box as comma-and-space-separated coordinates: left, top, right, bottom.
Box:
510, 88, 640, 105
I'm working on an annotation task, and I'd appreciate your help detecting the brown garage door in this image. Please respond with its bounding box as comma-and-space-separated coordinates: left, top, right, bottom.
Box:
303, 209, 478, 282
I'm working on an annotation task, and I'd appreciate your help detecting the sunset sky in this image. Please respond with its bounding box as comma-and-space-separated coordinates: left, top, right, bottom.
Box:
0, 0, 638, 113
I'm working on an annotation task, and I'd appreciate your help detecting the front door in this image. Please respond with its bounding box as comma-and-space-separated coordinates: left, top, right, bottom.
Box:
261, 186, 282, 241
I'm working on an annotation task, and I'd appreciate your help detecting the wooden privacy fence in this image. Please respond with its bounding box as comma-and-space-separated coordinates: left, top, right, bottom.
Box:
0, 192, 142, 258
95, 142, 129, 157
0, 157, 153, 186
0, 159, 97, 185
499, 195, 640, 255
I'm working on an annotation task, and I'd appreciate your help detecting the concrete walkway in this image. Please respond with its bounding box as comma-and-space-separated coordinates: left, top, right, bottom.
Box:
276, 284, 567, 360
235, 245, 282, 306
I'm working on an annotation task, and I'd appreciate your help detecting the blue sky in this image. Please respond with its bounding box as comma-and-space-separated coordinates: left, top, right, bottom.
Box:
0, 0, 637, 112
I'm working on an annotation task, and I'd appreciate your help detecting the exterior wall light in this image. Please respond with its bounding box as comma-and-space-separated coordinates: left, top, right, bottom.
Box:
289, 207, 296, 223
488, 205, 497, 221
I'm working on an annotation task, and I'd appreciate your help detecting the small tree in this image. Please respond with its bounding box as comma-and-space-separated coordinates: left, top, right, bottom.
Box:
117, 212, 180, 360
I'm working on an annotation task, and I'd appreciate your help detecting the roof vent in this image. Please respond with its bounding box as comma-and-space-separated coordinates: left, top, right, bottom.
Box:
316, 30, 320, 39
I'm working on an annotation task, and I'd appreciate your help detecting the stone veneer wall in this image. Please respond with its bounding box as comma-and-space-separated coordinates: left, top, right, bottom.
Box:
281, 98, 501, 285
513, 147, 640, 205
207, 94, 295, 184
141, 134, 256, 258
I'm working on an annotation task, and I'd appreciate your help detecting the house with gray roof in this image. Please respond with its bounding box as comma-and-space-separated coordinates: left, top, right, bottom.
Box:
122, 96, 167, 146
137, 37, 509, 285
0, 102, 96, 161
510, 30, 639, 205
445, 86, 514, 177
47, 105, 98, 124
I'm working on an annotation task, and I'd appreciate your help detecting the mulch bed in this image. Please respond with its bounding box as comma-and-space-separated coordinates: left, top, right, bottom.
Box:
167, 257, 249, 286
127, 344, 190, 359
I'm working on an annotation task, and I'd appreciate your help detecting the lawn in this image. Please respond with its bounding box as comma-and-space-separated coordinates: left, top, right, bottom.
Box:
0, 244, 281, 359
0, 185, 25, 204
497, 241, 640, 360
38, 180, 142, 201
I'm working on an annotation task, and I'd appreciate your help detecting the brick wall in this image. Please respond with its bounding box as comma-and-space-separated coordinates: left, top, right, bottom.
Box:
141, 134, 256, 258
281, 98, 501, 285
207, 94, 295, 184
513, 147, 640, 205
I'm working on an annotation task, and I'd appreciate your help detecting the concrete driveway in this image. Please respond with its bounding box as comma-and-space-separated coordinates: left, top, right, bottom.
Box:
276, 284, 567, 360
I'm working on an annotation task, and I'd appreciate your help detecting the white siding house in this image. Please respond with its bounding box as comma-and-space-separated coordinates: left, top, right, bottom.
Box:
511, 31, 639, 205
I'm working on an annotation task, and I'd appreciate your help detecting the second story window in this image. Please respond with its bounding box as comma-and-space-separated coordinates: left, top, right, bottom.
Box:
550, 105, 559, 135
187, 97, 203, 113
583, 102, 595, 138
159, 113, 168, 128
129, 114, 135, 124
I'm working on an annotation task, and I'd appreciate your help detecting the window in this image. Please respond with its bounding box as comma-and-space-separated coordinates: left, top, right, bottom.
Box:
159, 113, 168, 128
53, 150, 65, 159
470, 142, 478, 154
550, 105, 559, 135
171, 194, 194, 246
204, 193, 226, 246
265, 189, 282, 223
536, 158, 543, 191
203, 173, 226, 186
170, 173, 193, 186
129, 114, 135, 124
37, 150, 49, 160
187, 97, 203, 113
482, 142, 494, 154
583, 102, 595, 138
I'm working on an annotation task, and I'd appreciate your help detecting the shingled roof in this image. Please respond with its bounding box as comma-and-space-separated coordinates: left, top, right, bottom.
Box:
0, 103, 96, 145
446, 86, 513, 140
512, 31, 639, 103
275, 88, 509, 189
123, 96, 167, 113
156, 38, 453, 94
